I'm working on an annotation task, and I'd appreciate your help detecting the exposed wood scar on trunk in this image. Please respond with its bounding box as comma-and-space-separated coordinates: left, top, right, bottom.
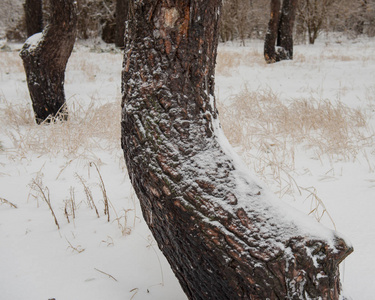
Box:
163, 7, 179, 28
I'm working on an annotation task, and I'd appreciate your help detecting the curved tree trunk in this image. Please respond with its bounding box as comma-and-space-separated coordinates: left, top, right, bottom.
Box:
121, 1, 352, 299
24, 0, 43, 37
115, 0, 128, 48
19, 0, 77, 124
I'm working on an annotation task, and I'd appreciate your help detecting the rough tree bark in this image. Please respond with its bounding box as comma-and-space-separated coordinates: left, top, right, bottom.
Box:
265, 0, 298, 63
19, 0, 77, 124
24, 0, 43, 37
115, 0, 128, 48
121, 1, 352, 299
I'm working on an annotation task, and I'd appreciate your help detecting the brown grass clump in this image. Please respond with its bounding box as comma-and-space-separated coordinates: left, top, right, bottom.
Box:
218, 87, 374, 227
0, 98, 121, 160
216, 47, 264, 75
218, 88, 374, 198
219, 87, 372, 160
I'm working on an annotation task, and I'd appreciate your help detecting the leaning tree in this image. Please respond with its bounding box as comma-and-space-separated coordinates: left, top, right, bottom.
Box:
121, 1, 352, 299
20, 0, 77, 124
265, 0, 298, 63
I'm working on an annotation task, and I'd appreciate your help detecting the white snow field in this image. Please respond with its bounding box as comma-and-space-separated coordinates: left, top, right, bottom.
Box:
1, 35, 374, 299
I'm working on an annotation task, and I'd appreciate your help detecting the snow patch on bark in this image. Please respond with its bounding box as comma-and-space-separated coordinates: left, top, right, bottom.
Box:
210, 107, 350, 248
23, 32, 43, 52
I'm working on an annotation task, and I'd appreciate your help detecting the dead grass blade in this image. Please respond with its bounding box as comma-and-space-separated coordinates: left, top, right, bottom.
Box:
94, 268, 118, 281
91, 162, 110, 222
0, 197, 18, 208
75, 173, 100, 218
66, 237, 85, 253
29, 176, 60, 230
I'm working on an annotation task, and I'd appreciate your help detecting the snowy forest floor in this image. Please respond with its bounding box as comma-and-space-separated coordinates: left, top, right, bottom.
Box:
0, 34, 374, 299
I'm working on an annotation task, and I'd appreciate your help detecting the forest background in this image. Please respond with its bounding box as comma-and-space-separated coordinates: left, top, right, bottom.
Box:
1, 0, 375, 45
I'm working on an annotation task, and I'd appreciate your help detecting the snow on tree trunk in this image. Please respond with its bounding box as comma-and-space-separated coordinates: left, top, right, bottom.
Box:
121, 1, 353, 299
19, 0, 77, 124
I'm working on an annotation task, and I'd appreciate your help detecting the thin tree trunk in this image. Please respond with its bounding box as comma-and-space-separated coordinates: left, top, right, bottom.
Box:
264, 0, 281, 63
278, 0, 298, 60
20, 0, 77, 124
122, 1, 352, 299
115, 0, 128, 48
24, 0, 43, 37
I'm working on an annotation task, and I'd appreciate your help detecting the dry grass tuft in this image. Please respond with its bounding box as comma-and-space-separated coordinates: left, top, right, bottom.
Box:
216, 48, 264, 75
0, 98, 121, 161
219, 87, 373, 162
218, 87, 374, 202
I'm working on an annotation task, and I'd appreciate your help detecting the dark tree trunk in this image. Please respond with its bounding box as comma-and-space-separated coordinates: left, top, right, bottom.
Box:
355, 0, 368, 35
265, 0, 298, 63
277, 0, 298, 60
122, 1, 352, 299
20, 0, 77, 124
102, 20, 116, 44
264, 0, 281, 63
24, 0, 43, 37
115, 0, 128, 48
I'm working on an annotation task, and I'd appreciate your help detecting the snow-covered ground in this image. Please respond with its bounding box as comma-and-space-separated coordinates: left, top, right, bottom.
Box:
1, 35, 374, 299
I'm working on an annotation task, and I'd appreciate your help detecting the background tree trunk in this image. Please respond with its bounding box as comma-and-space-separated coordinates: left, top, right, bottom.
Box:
265, 0, 298, 63
115, 0, 128, 48
264, 0, 281, 63
121, 1, 352, 299
19, 0, 77, 124
24, 0, 43, 37
277, 0, 298, 60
